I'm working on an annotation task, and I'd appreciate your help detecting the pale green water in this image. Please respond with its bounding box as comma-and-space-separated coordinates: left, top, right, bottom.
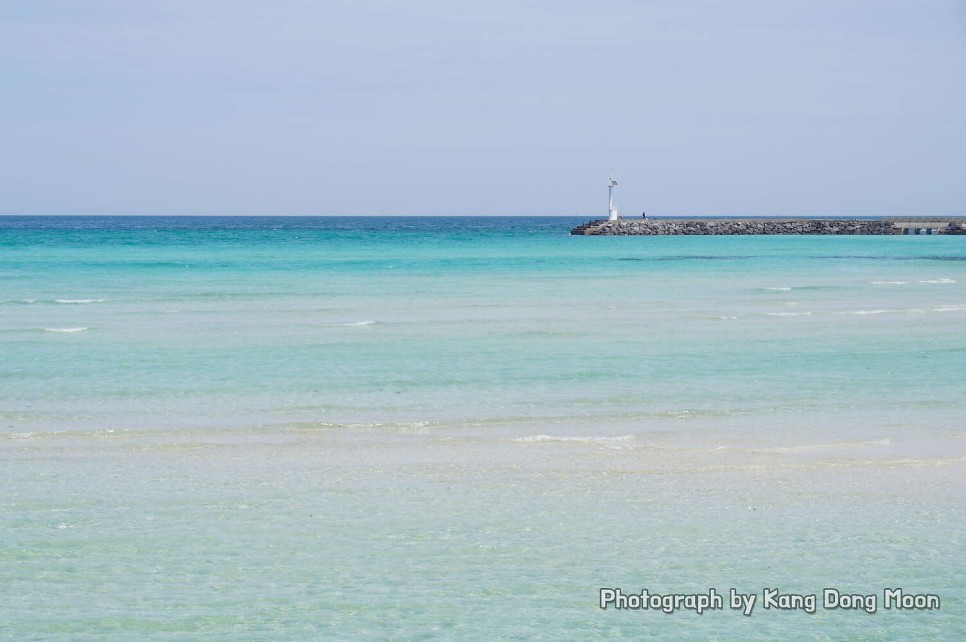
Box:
2, 217, 964, 639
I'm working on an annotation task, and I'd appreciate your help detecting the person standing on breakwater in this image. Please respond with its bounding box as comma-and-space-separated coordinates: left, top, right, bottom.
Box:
642, 211, 647, 219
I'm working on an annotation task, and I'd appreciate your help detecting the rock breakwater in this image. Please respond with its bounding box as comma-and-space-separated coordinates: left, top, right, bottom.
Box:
572, 219, 966, 236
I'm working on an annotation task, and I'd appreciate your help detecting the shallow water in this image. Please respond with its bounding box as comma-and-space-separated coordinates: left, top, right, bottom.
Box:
2, 217, 964, 639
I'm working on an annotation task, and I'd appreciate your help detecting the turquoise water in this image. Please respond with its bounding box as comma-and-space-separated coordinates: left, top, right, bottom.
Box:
2, 216, 964, 640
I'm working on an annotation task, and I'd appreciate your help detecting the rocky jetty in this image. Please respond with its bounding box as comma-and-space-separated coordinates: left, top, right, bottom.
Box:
571, 218, 964, 236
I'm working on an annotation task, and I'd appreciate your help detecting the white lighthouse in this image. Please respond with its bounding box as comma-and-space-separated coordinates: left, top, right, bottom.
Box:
607, 177, 620, 220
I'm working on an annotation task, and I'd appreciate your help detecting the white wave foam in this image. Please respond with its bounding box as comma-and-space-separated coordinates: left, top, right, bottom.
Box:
696, 314, 739, 321
764, 287, 792, 291
845, 305, 965, 315
765, 312, 812, 317
870, 281, 907, 285
54, 298, 105, 304
843, 309, 893, 315
339, 320, 376, 327
512, 434, 635, 447
44, 327, 88, 333
339, 420, 432, 432
664, 410, 697, 418
918, 279, 956, 284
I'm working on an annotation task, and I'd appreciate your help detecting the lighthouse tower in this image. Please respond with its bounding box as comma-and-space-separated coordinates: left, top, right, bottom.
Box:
607, 177, 619, 221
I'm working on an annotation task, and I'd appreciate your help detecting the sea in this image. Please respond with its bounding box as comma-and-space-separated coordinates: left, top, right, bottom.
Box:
2, 215, 964, 640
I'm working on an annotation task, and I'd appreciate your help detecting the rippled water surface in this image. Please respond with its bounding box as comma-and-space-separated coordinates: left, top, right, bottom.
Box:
2, 216, 964, 639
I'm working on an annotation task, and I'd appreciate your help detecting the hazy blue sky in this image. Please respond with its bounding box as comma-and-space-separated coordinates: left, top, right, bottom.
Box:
2, 1, 964, 216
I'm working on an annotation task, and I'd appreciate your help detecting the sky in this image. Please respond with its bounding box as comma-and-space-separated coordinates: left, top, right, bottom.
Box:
1, 0, 964, 216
